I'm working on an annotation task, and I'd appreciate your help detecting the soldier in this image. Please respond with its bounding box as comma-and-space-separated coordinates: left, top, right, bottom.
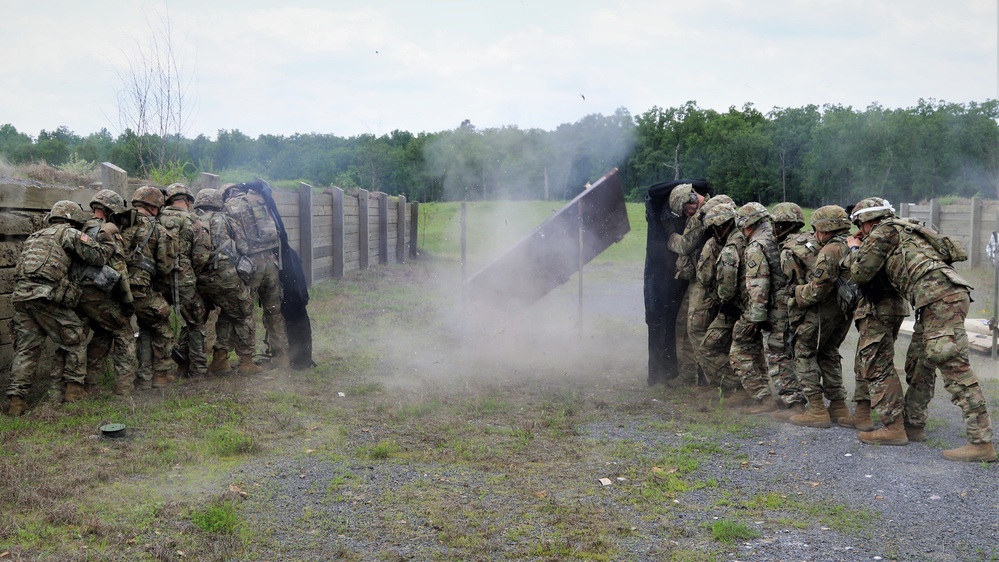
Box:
121, 186, 177, 389
788, 205, 852, 428
193, 188, 260, 376
666, 184, 711, 387
696, 201, 746, 398
768, 203, 810, 419
839, 198, 909, 441
729, 202, 782, 414
78, 189, 137, 395
158, 183, 212, 378
850, 199, 995, 462
223, 183, 290, 368
5, 201, 110, 416
684, 195, 734, 390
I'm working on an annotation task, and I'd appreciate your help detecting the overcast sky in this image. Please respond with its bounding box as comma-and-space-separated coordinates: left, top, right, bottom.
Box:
2, 0, 996, 140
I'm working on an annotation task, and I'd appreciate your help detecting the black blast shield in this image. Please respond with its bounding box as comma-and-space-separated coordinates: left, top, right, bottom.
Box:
464, 167, 631, 317
244, 179, 316, 370
643, 179, 713, 385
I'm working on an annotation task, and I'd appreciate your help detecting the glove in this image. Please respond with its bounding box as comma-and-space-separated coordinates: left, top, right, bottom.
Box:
121, 302, 135, 318
718, 302, 741, 319
756, 320, 773, 333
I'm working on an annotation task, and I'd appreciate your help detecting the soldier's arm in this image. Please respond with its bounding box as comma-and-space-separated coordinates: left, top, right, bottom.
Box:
849, 226, 896, 285
794, 243, 843, 307
668, 220, 708, 257
65, 226, 110, 267
695, 239, 720, 288
744, 243, 770, 322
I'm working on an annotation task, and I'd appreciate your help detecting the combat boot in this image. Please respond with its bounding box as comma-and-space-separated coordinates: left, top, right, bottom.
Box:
771, 402, 806, 421
826, 399, 850, 423
742, 395, 779, 415
208, 352, 232, 375
7, 396, 26, 417
152, 372, 177, 389
136, 379, 153, 391
942, 442, 997, 462
904, 424, 926, 442
858, 417, 908, 446
790, 394, 831, 428
63, 382, 87, 403
237, 355, 262, 376
837, 400, 874, 431
723, 388, 753, 406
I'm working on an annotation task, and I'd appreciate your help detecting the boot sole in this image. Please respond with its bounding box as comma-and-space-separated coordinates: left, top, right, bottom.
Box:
791, 419, 832, 429
859, 437, 908, 446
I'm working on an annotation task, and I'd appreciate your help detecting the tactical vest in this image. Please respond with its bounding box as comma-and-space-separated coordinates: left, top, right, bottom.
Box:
878, 221, 949, 299
18, 224, 73, 284
203, 210, 239, 269
751, 223, 787, 310
781, 232, 819, 286
123, 217, 160, 287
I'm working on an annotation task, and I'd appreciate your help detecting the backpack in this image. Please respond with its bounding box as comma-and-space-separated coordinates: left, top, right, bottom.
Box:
888, 218, 968, 265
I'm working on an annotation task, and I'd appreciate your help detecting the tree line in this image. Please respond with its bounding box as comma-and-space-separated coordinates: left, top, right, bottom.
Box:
2, 99, 997, 206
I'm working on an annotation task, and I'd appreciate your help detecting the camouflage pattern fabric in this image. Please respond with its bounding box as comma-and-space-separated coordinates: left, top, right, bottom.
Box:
196, 208, 256, 359
78, 218, 136, 390
120, 214, 176, 383
704, 228, 747, 390
852, 303, 906, 424
699, 313, 740, 389
729, 222, 777, 400
674, 291, 698, 384
224, 190, 281, 256
159, 204, 212, 376
7, 300, 90, 397
7, 222, 109, 398
668, 198, 710, 282
851, 221, 991, 443
244, 252, 289, 358
687, 237, 721, 378
903, 284, 992, 442
791, 233, 850, 400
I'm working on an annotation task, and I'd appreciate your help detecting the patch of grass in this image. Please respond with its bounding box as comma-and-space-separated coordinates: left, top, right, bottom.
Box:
361, 439, 400, 460
191, 501, 241, 534
205, 424, 259, 457
710, 518, 761, 544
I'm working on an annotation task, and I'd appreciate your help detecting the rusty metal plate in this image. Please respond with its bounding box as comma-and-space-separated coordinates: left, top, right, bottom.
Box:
465, 167, 631, 313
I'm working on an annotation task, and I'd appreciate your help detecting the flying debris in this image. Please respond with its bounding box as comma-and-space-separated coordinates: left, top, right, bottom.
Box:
580, 94, 586, 101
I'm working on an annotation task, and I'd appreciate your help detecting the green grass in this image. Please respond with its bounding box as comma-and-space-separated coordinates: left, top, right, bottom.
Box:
710, 519, 762, 544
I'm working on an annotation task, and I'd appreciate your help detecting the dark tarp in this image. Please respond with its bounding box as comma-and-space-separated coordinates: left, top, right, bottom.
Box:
644, 179, 713, 385
244, 180, 316, 370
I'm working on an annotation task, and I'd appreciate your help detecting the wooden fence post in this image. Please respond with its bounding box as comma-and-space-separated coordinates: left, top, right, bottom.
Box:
299, 182, 314, 287
930, 198, 941, 229
410, 201, 419, 259
899, 202, 909, 218
970, 197, 982, 267
358, 189, 369, 270
100, 162, 128, 199
378, 192, 389, 265
396, 195, 407, 263
331, 187, 344, 279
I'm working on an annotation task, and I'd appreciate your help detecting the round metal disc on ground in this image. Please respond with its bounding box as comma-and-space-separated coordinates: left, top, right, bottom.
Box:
100, 423, 127, 438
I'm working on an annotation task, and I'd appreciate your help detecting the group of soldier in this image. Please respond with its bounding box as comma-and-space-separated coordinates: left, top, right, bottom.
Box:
5, 182, 290, 417
659, 185, 996, 463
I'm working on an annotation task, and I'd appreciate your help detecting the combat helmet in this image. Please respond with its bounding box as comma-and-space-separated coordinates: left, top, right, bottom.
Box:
193, 188, 223, 211
47, 200, 86, 226
669, 183, 697, 216
771, 202, 805, 227
699, 194, 734, 217
89, 189, 127, 215
220, 183, 246, 202
735, 202, 769, 229
850, 197, 896, 225
132, 186, 166, 209
165, 183, 194, 204
703, 202, 737, 228
810, 205, 851, 232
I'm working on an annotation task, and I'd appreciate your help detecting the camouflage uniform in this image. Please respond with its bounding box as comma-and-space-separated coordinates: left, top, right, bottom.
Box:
6, 201, 110, 406
849, 281, 908, 425
78, 190, 137, 394
850, 214, 993, 449
701, 222, 745, 391
766, 204, 808, 410
790, 210, 851, 403
158, 185, 212, 377
224, 185, 289, 363
685, 196, 734, 385
121, 188, 177, 387
729, 204, 780, 406
193, 189, 257, 371
666, 185, 709, 385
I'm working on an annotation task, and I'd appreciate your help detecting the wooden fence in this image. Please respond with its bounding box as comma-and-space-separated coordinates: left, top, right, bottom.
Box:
0, 163, 419, 370
898, 197, 999, 268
